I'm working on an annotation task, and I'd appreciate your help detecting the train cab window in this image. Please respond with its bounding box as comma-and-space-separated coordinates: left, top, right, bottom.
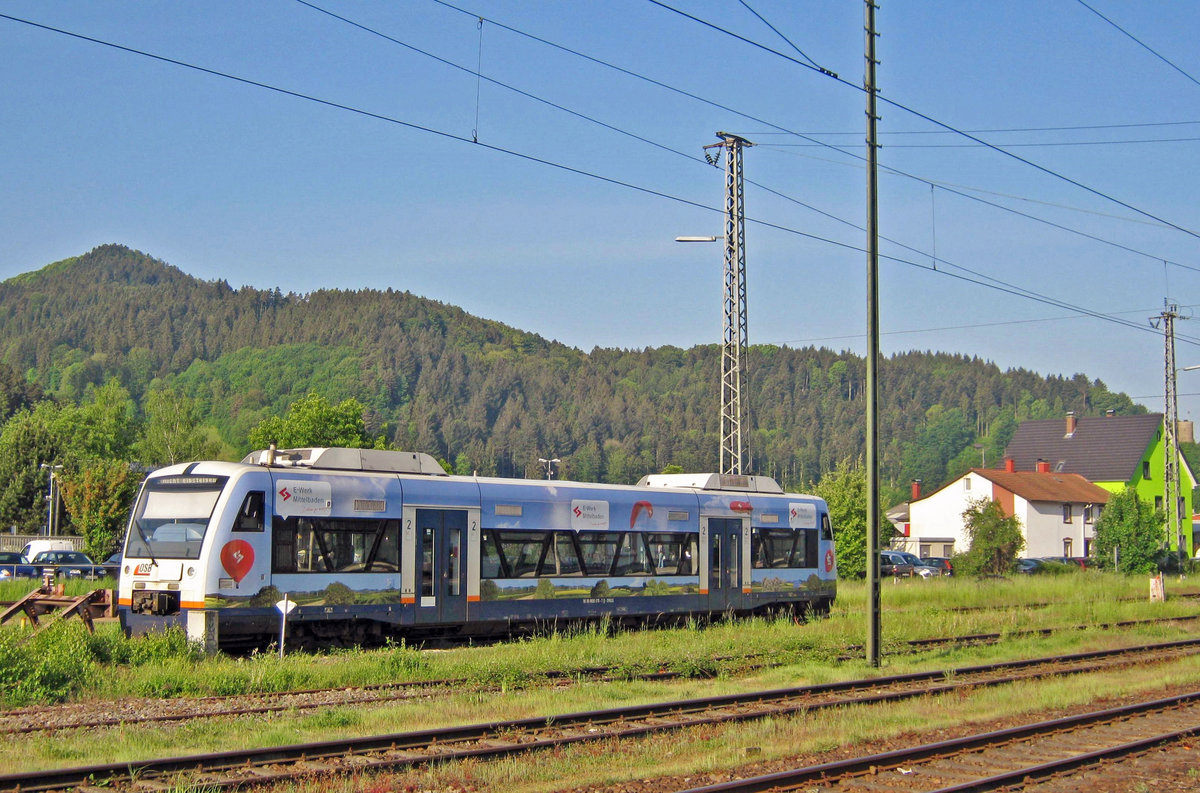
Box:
233, 491, 265, 532
821, 514, 833, 541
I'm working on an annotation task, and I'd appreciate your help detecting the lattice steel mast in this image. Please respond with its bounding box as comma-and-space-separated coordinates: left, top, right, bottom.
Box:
1156, 302, 1183, 561
704, 132, 753, 476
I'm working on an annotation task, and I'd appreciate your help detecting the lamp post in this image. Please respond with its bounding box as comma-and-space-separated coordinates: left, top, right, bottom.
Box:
39, 463, 63, 537
973, 444, 987, 469
675, 233, 747, 475
538, 458, 560, 480
1177, 364, 1200, 561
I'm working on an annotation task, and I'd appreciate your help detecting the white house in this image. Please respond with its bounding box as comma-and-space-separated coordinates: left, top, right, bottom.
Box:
904, 458, 1110, 559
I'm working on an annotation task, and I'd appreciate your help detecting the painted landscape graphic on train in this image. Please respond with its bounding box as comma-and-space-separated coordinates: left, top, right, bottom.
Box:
118, 448, 836, 651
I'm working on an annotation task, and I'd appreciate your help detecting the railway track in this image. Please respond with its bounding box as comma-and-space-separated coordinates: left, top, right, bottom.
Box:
2, 639, 1198, 792
3, 613, 1196, 736
676, 690, 1200, 792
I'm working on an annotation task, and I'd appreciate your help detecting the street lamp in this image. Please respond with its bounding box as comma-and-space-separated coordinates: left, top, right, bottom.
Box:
39, 463, 63, 537
538, 458, 560, 480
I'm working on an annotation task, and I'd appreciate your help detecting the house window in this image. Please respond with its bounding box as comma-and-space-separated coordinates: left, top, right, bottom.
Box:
1084, 504, 1095, 524
963, 477, 971, 491
1143, 461, 1151, 479
1062, 504, 1073, 523
1063, 538, 1073, 557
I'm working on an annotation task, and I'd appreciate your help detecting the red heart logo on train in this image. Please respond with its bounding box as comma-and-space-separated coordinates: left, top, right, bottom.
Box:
220, 540, 255, 583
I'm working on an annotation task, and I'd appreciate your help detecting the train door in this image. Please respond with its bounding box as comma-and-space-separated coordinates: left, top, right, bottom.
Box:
413, 508, 468, 625
705, 517, 744, 611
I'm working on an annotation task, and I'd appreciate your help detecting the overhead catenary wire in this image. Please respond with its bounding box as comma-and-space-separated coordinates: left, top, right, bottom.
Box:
1075, 0, 1200, 90
643, 0, 1200, 241
289, 2, 1200, 323
426, 0, 1199, 277
1, 10, 1194, 350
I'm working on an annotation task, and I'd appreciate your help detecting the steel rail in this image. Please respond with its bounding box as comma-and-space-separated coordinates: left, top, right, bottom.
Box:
674, 690, 1200, 792
2, 638, 1200, 792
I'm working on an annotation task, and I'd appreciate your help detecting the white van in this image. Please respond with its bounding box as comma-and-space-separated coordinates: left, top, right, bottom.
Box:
20, 539, 75, 561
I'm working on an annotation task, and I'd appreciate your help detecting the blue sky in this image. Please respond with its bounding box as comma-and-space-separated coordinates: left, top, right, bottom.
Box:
2, 1, 1199, 421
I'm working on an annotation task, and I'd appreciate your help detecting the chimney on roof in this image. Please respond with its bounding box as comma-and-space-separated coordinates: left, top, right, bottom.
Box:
1005, 457, 1015, 473
911, 479, 922, 500
1036, 459, 1050, 473
1106, 409, 1115, 417
1065, 411, 1077, 437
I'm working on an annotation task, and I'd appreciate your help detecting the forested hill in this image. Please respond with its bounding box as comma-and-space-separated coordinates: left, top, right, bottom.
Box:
0, 244, 1143, 495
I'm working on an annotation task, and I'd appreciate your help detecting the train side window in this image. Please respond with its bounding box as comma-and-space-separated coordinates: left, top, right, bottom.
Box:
802, 529, 818, 568
547, 532, 583, 576
576, 532, 622, 576
234, 491, 265, 532
613, 532, 652, 576
751, 528, 796, 569
496, 531, 550, 578
479, 532, 504, 578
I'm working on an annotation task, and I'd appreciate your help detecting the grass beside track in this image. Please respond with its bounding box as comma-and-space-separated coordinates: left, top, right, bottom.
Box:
1, 572, 1199, 786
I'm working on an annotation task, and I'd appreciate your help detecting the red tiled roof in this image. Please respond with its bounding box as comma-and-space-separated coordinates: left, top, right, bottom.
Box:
974, 469, 1110, 504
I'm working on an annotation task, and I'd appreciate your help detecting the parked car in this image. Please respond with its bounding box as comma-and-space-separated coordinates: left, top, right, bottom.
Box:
1016, 558, 1044, 574
0, 551, 39, 579
1038, 556, 1087, 569
20, 539, 75, 561
880, 550, 915, 577
101, 551, 122, 579
922, 556, 954, 576
30, 550, 106, 580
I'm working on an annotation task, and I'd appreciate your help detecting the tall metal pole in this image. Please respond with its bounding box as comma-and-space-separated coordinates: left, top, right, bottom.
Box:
1158, 303, 1183, 563
707, 132, 753, 476
864, 0, 882, 667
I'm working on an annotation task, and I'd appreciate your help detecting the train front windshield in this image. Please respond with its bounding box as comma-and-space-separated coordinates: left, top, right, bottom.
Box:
124, 475, 228, 560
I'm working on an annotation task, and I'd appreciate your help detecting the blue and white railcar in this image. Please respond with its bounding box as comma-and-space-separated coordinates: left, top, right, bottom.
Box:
117, 448, 836, 651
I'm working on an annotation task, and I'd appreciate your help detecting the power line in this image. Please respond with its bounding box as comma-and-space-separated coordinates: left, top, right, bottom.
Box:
419, 3, 1199, 295
764, 136, 1200, 148
1, 11, 1192, 350
753, 120, 1200, 136
1075, 0, 1200, 90
643, 0, 1200, 241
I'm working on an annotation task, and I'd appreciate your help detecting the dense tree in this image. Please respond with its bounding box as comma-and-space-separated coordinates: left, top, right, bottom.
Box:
1089, 488, 1163, 575
247, 392, 375, 450
811, 458, 891, 579
58, 459, 141, 561
136, 387, 222, 466
0, 244, 1152, 526
956, 498, 1025, 576
0, 402, 68, 532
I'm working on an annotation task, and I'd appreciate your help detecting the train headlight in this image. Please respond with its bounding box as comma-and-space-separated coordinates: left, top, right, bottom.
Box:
187, 566, 196, 577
